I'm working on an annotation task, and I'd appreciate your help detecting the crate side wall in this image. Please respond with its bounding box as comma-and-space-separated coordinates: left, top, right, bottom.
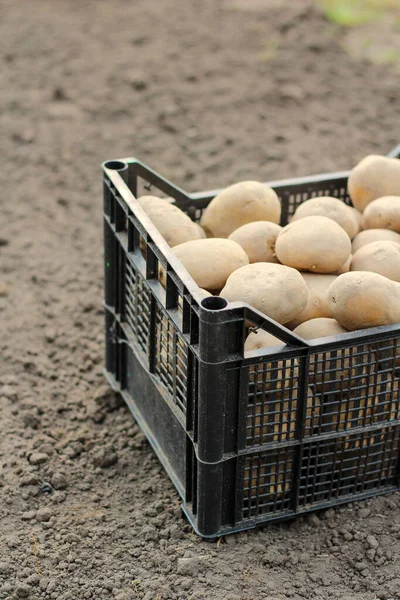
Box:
237, 331, 400, 527
104, 149, 400, 537
123, 337, 188, 498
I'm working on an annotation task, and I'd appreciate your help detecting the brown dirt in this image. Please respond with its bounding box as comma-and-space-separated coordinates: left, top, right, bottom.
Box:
1, 1, 400, 599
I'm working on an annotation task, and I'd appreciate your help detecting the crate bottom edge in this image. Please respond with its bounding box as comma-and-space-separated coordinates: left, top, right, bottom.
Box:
182, 484, 400, 539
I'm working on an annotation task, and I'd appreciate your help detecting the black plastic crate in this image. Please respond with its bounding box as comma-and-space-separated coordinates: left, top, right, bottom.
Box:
103, 145, 400, 538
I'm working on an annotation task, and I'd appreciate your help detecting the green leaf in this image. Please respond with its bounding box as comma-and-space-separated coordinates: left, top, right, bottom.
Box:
319, 0, 399, 27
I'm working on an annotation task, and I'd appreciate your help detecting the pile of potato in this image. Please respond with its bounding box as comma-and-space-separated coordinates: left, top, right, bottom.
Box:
136, 153, 400, 348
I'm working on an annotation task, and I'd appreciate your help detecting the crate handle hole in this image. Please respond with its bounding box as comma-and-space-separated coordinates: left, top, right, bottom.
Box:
201, 296, 228, 311
104, 160, 128, 171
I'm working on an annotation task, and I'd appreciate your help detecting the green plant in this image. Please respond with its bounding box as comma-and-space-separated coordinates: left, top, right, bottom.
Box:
361, 37, 372, 48
259, 37, 279, 61
319, 0, 400, 27
373, 48, 400, 63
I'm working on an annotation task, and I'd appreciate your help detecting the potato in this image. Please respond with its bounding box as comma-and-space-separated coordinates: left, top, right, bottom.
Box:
293, 318, 376, 394
245, 329, 293, 391
221, 263, 308, 324
286, 273, 337, 328
199, 288, 212, 297
136, 194, 174, 208
158, 321, 187, 380
244, 458, 291, 498
137, 195, 202, 247
366, 373, 400, 416
350, 206, 363, 233
275, 216, 351, 274
373, 338, 400, 370
352, 228, 400, 254
244, 328, 307, 404
195, 223, 207, 239
228, 221, 281, 263
245, 329, 282, 353
292, 196, 359, 239
200, 181, 281, 238
362, 196, 400, 233
246, 344, 315, 449
327, 271, 400, 330
246, 338, 293, 390
244, 329, 318, 447
336, 372, 397, 431
337, 254, 352, 275
350, 241, 400, 282
348, 155, 400, 212
293, 318, 347, 340
172, 238, 249, 292
250, 386, 308, 436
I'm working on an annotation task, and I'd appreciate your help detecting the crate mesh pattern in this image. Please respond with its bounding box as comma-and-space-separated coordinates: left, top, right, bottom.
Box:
285, 184, 349, 220
243, 334, 400, 519
243, 448, 294, 519
247, 358, 299, 446
298, 427, 400, 507
154, 305, 188, 415
125, 258, 151, 357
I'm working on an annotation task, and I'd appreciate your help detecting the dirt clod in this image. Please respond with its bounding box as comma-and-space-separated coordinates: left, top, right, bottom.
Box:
15, 583, 31, 598
308, 513, 321, 527
51, 472, 68, 490
64, 533, 81, 543
366, 535, 379, 549
91, 446, 118, 468
0, 563, 12, 575
21, 510, 36, 521
0, 385, 18, 402
36, 506, 53, 522
177, 556, 211, 576
29, 452, 49, 465
323, 508, 336, 520
22, 412, 41, 429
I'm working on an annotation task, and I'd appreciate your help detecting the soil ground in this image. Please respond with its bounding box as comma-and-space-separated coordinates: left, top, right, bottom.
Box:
1, 1, 400, 599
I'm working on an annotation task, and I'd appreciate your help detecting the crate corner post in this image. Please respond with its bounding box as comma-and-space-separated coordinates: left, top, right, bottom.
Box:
195, 296, 244, 538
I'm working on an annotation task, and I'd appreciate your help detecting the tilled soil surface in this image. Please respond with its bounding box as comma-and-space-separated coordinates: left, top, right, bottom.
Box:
1, 1, 400, 599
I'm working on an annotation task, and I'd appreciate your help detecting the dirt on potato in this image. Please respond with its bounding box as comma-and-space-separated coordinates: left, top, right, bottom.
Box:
1, 1, 400, 599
